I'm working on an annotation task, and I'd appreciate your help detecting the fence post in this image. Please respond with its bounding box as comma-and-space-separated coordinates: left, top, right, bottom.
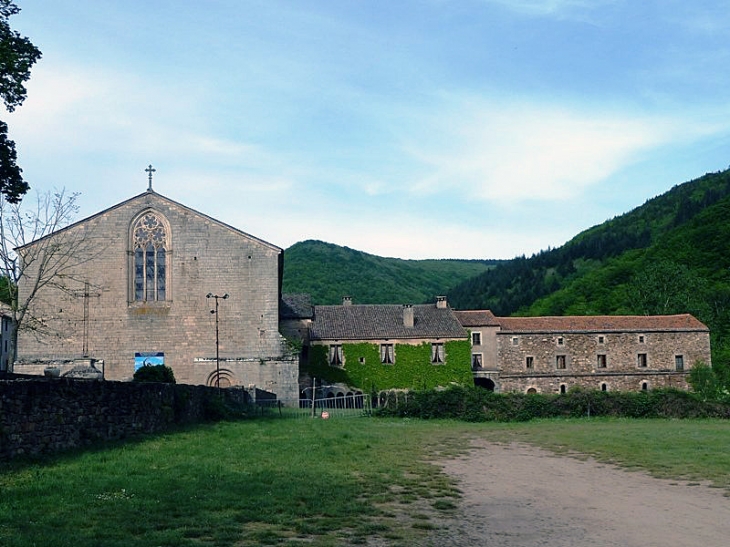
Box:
311, 378, 317, 418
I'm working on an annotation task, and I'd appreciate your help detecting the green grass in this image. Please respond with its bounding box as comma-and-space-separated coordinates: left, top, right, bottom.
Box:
0, 419, 469, 547
1, 417, 729, 546
484, 418, 730, 489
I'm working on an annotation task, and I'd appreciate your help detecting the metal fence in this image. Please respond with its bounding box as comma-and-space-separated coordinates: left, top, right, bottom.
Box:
283, 393, 373, 419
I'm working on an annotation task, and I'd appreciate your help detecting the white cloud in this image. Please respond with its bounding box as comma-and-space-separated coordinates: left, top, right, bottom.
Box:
482, 0, 617, 19
401, 96, 716, 204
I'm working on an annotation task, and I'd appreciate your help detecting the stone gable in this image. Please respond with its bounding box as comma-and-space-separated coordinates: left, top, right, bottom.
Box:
15, 190, 298, 403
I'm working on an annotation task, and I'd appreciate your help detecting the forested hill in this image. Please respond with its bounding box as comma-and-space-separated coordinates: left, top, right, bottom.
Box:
447, 167, 730, 318
281, 240, 499, 305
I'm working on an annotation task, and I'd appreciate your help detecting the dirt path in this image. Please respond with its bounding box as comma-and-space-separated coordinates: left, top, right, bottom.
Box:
428, 441, 730, 547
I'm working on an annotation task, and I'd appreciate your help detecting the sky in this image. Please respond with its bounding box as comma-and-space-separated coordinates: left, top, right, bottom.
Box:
5, 0, 730, 260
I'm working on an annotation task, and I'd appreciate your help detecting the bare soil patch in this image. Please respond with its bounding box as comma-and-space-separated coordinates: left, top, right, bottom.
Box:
428, 440, 730, 546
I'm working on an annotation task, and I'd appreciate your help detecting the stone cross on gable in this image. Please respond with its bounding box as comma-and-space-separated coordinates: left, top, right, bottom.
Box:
145, 164, 156, 191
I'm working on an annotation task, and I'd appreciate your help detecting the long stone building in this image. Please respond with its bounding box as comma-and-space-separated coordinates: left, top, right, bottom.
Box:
14, 186, 299, 403
295, 297, 711, 397
454, 310, 711, 393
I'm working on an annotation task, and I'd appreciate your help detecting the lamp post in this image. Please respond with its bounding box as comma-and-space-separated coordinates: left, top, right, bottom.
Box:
207, 293, 229, 393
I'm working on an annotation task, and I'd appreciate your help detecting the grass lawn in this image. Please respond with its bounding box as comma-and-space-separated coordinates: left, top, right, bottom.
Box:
1, 416, 729, 546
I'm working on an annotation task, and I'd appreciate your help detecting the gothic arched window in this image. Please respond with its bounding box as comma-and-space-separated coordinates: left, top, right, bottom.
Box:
132, 212, 168, 301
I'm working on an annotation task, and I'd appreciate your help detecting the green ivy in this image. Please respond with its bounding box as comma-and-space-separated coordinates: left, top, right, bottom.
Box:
304, 340, 473, 391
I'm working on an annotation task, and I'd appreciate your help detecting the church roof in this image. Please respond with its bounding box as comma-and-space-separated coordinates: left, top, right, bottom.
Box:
495, 314, 709, 333
310, 303, 468, 341
16, 189, 282, 253
280, 293, 313, 320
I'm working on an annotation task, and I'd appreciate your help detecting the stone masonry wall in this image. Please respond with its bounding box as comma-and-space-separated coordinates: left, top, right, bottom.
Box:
496, 329, 711, 393
15, 192, 298, 403
0, 378, 250, 459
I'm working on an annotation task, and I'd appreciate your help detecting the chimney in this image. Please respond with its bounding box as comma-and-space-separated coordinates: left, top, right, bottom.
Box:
436, 296, 447, 309
403, 304, 414, 328
342, 296, 352, 306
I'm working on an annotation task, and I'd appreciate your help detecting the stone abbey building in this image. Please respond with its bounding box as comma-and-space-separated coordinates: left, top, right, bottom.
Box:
454, 310, 711, 393
294, 297, 711, 397
11, 182, 711, 401
14, 186, 298, 403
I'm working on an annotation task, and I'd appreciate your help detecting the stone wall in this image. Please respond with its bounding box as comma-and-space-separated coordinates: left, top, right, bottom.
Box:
499, 371, 691, 393
496, 329, 711, 393
0, 377, 251, 459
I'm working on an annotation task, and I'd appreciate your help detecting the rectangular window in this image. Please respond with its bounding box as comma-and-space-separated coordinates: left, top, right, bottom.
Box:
637, 353, 647, 368
472, 332, 482, 345
556, 355, 566, 369
598, 336, 605, 344
557, 337, 564, 346
431, 343, 445, 364
597, 354, 607, 368
638, 335, 645, 344
380, 344, 394, 364
512, 337, 519, 346
526, 356, 534, 369
675, 355, 684, 371
329, 345, 343, 366
472, 353, 483, 369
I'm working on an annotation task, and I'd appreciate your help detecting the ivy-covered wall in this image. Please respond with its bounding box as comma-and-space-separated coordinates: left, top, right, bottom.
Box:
305, 340, 473, 391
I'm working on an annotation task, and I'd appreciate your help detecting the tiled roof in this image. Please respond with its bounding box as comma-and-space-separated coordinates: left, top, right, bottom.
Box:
280, 293, 313, 320
495, 314, 709, 333
310, 304, 468, 341
453, 310, 499, 327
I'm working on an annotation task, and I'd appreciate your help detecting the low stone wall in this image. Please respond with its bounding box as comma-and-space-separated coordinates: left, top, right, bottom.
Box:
0, 377, 251, 459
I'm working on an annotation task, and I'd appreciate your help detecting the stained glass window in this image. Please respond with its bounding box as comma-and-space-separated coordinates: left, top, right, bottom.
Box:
132, 213, 168, 301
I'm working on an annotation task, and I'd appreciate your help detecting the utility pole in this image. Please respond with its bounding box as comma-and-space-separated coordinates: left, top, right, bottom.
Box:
206, 292, 229, 394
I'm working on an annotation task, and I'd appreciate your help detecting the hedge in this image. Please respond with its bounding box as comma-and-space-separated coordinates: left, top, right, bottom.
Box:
375, 385, 730, 421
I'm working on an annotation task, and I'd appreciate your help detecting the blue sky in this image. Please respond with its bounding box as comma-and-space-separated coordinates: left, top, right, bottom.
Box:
6, 0, 730, 259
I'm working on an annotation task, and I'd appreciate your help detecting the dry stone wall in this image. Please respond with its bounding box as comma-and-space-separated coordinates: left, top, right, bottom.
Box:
0, 378, 250, 459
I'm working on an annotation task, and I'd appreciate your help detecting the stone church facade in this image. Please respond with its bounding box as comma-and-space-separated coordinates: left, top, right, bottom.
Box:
14, 188, 298, 404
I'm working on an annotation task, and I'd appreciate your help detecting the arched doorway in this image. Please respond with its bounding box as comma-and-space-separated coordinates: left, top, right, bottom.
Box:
474, 377, 495, 391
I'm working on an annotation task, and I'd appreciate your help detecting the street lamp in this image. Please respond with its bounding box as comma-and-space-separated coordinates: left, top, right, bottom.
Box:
207, 293, 229, 392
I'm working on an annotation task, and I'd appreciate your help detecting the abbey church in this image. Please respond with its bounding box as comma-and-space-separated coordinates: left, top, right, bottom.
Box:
13, 185, 299, 403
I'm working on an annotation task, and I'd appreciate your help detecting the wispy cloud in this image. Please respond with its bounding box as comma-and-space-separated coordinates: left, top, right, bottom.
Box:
482, 0, 617, 19
400, 95, 720, 204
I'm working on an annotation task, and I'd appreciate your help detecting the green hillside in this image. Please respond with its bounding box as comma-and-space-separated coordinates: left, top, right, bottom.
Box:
447, 166, 730, 376
282, 240, 498, 305
447, 167, 730, 316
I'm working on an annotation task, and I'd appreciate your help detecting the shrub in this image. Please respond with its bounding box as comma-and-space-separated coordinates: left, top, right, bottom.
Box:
376, 385, 730, 421
133, 364, 176, 384
689, 361, 723, 401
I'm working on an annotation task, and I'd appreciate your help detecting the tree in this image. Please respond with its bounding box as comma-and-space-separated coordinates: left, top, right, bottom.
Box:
0, 189, 97, 370
133, 364, 176, 384
626, 260, 710, 317
0, 1, 41, 203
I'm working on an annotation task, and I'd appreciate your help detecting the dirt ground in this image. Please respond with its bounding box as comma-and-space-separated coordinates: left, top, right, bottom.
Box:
428, 440, 730, 547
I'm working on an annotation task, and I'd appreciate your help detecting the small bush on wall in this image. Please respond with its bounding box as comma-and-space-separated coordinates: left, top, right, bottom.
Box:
304, 340, 472, 391
133, 364, 176, 384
